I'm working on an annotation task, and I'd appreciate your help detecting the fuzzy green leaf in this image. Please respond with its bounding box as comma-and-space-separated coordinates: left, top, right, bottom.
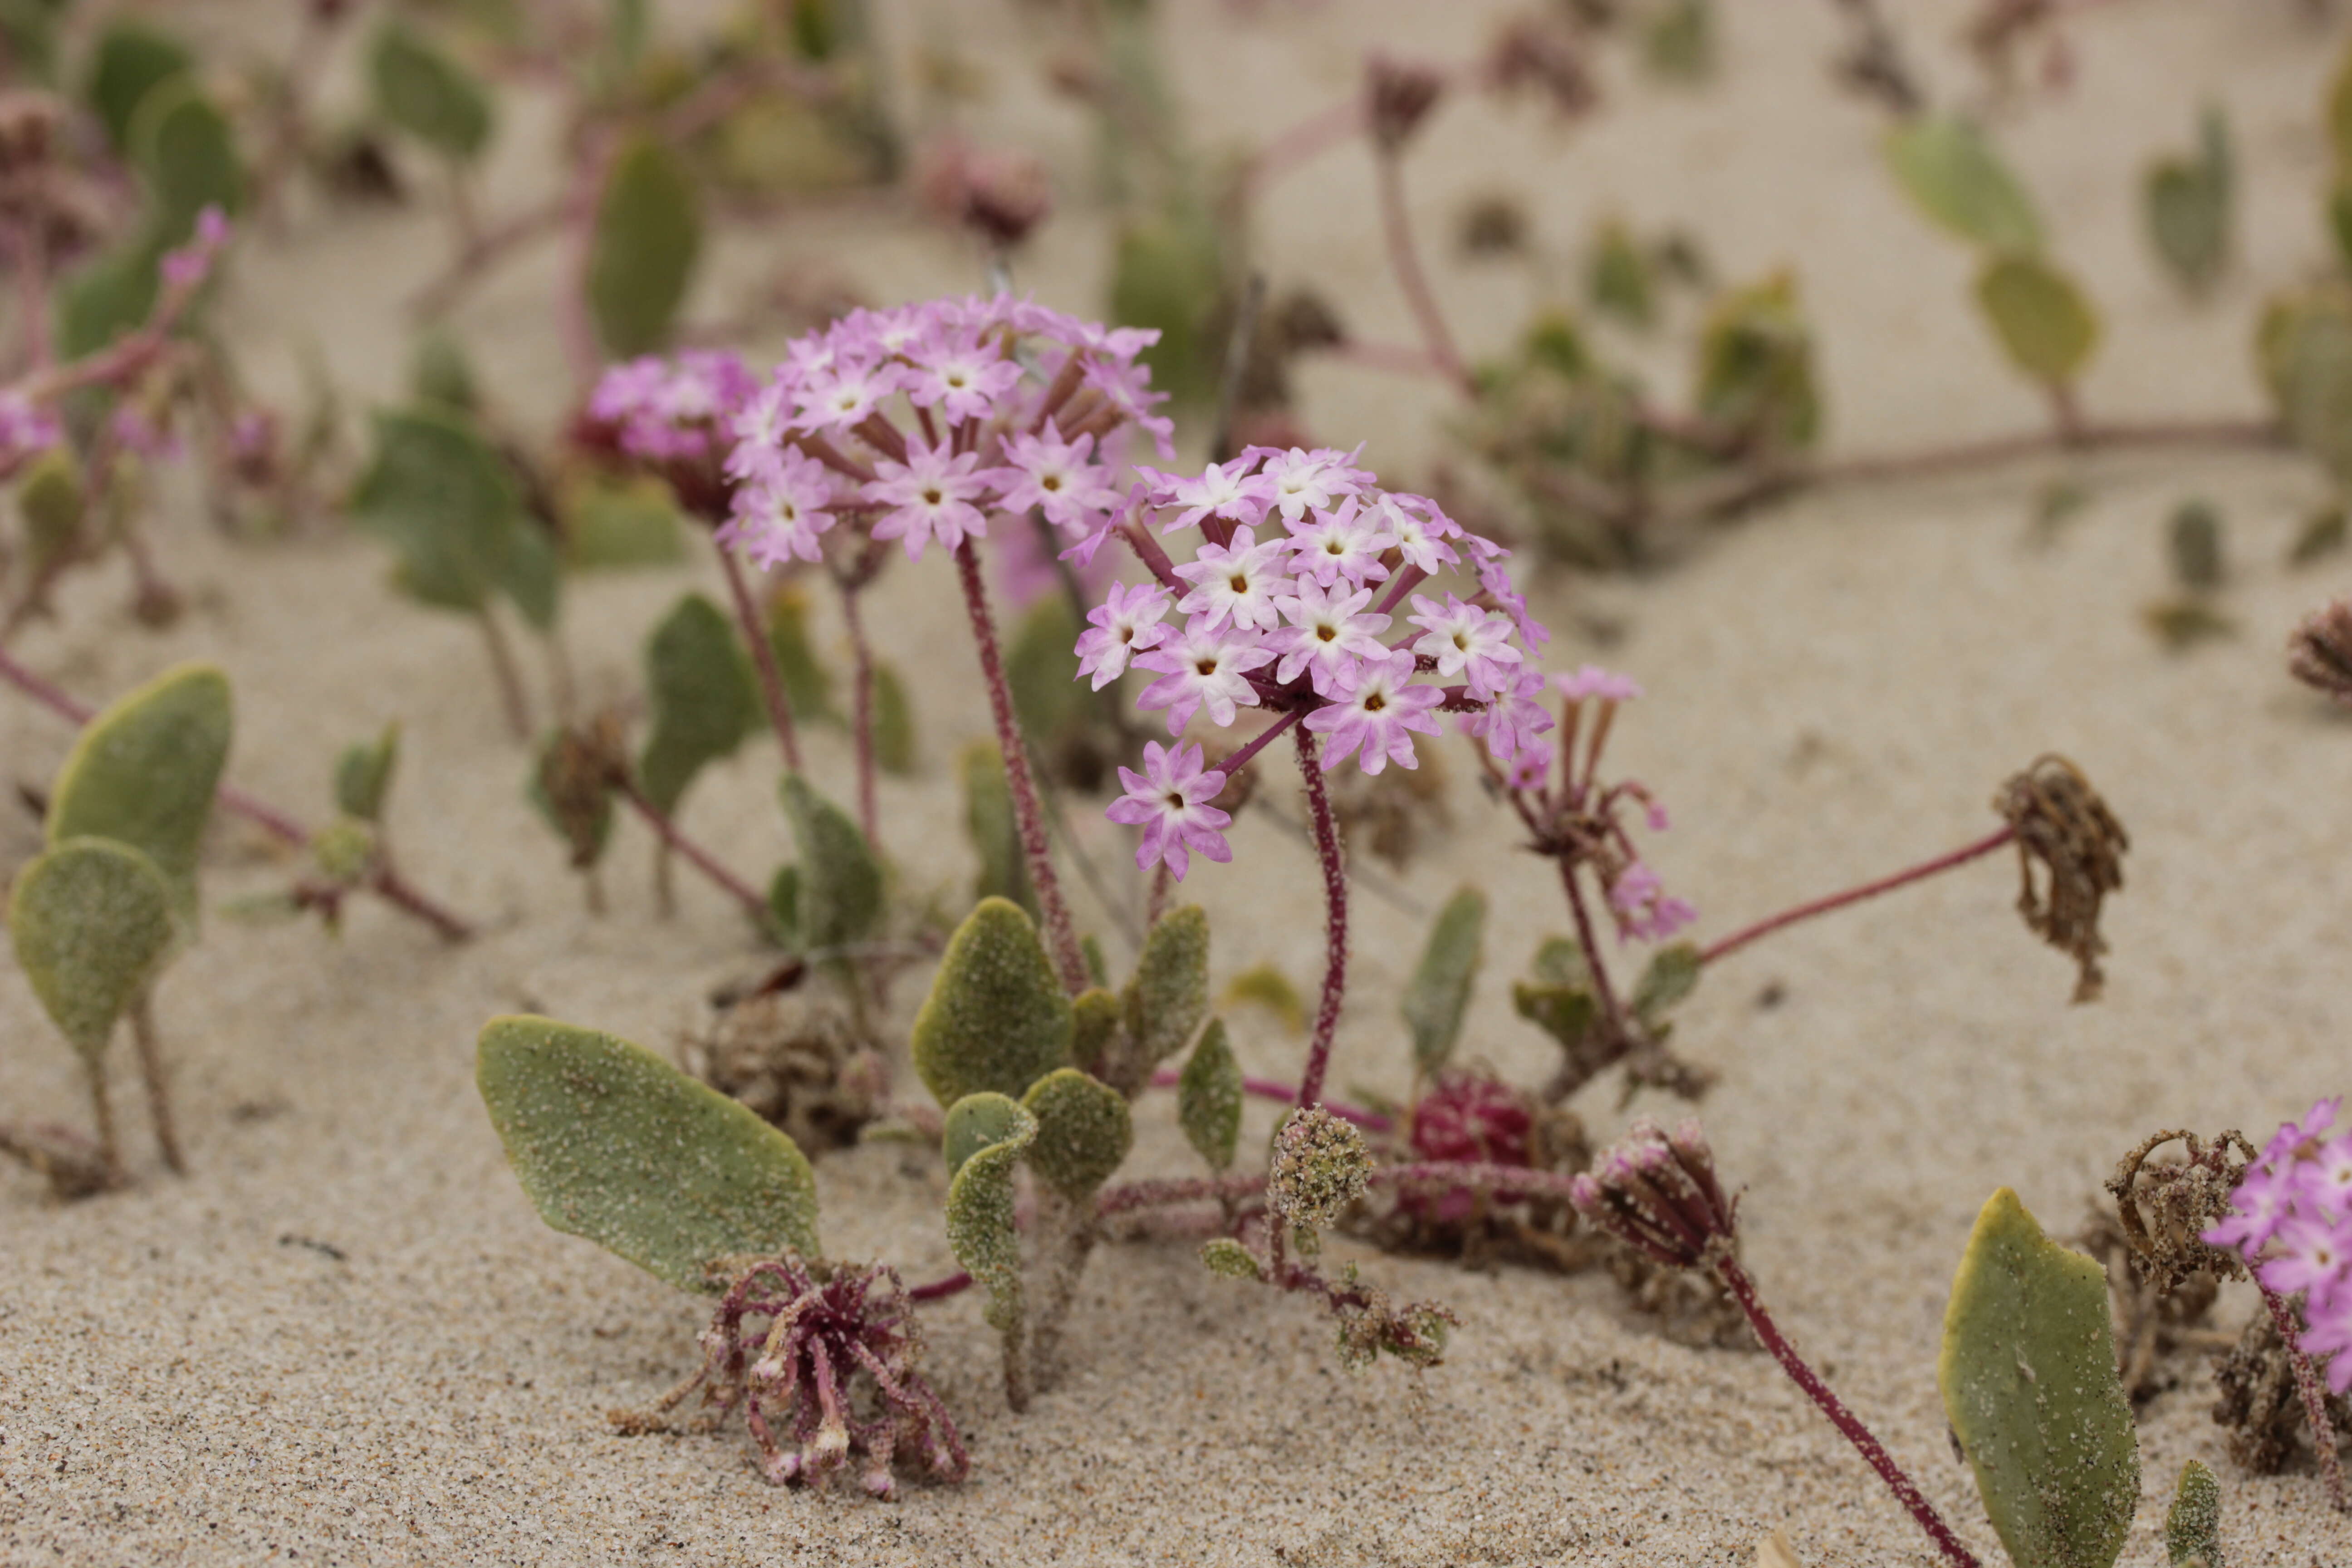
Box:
411, 329, 479, 413
911, 897, 1073, 1108
17, 447, 84, 572
561, 475, 685, 569
1200, 1237, 1261, 1280
130, 79, 242, 240
767, 863, 800, 947
2145, 109, 2230, 296
1070, 986, 1121, 1079
1629, 941, 1702, 1025
476, 1016, 819, 1291
588, 135, 702, 359
351, 407, 529, 617
872, 661, 916, 775
334, 723, 401, 824
1513, 980, 1597, 1054
1109, 207, 1225, 407
1939, 1188, 2138, 1568
8, 838, 176, 1061
2165, 1460, 2223, 1568
943, 1093, 1035, 1334
1693, 272, 1818, 451
1021, 1068, 1132, 1197
1221, 961, 1306, 1035
85, 22, 191, 153
638, 594, 757, 816
1885, 114, 2043, 253
2168, 500, 2225, 593
1401, 887, 1485, 1078
46, 662, 230, 928
1115, 903, 1209, 1093
960, 739, 1035, 919
2260, 286, 2352, 482
942, 1090, 1028, 1180
764, 583, 838, 725
370, 21, 493, 162
1975, 254, 2099, 387
778, 772, 882, 953
1588, 219, 1656, 330
55, 236, 163, 359
1006, 592, 1086, 745
1176, 1017, 1242, 1172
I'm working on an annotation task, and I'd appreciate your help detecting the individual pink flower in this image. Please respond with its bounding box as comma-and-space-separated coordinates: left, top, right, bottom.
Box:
997, 422, 1120, 533
1078, 353, 1176, 460
1074, 581, 1173, 689
1475, 551, 1548, 654
1408, 592, 1523, 696
1105, 740, 1232, 880
1557, 665, 1642, 702
1303, 650, 1442, 774
0, 391, 61, 476
1606, 862, 1696, 944
793, 359, 902, 434
1264, 580, 1391, 698
721, 448, 837, 566
866, 440, 991, 559
1133, 615, 1275, 732
1462, 665, 1555, 764
1284, 496, 1393, 588
906, 329, 1024, 425
1142, 456, 1275, 534
1174, 525, 1292, 632
1255, 445, 1371, 522
1375, 492, 1460, 575
2259, 1215, 2348, 1299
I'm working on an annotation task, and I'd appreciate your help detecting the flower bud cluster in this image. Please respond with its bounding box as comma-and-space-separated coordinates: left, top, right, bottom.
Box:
1568, 1117, 1737, 1269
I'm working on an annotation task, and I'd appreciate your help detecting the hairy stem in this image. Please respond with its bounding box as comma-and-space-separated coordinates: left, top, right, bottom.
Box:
2259, 1282, 2349, 1512
1372, 145, 1472, 397
953, 539, 1088, 993
1715, 1255, 1983, 1567
1699, 824, 2018, 967
128, 991, 183, 1176
837, 577, 880, 844
615, 779, 769, 922
717, 545, 803, 771
85, 1058, 122, 1188
1293, 727, 1349, 1112
1557, 855, 1630, 1043
475, 606, 534, 740
1145, 1067, 1392, 1132
0, 645, 476, 942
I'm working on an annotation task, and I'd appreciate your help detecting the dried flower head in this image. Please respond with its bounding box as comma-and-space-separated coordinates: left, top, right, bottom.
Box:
616, 1255, 966, 1498
2288, 595, 2352, 707
2105, 1126, 2257, 1293
1569, 1117, 1736, 1269
1994, 754, 2127, 1003
917, 137, 1053, 250
681, 988, 887, 1154
1269, 1106, 1373, 1229
1365, 56, 1446, 152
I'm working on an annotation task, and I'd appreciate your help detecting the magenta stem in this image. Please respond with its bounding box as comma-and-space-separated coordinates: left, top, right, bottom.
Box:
0, 644, 475, 941
908, 1270, 974, 1303
953, 539, 1089, 995
1146, 1067, 1392, 1132
1556, 855, 1630, 1041
1292, 727, 1349, 1112
837, 576, 880, 846
1366, 1161, 1580, 1201
1216, 706, 1303, 778
715, 544, 803, 771
2259, 1282, 2349, 1512
1097, 1173, 1267, 1218
1715, 1255, 1983, 1567
1372, 146, 1473, 398
614, 779, 768, 921
1698, 824, 2018, 968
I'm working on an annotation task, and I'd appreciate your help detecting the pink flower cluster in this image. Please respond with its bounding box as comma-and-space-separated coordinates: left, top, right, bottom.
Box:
1087, 446, 1552, 877
589, 350, 760, 464
2205, 1097, 2352, 1392
711, 295, 1171, 571
0, 390, 62, 478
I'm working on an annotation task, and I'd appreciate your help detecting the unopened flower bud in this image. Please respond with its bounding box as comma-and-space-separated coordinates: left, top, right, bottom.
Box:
1268, 1107, 1372, 1228
2288, 595, 2352, 707
1366, 57, 1446, 153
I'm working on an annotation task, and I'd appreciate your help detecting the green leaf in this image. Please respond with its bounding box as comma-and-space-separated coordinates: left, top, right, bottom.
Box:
1020, 1068, 1132, 1197
2168, 500, 2225, 592
942, 1092, 1035, 1336
1939, 1188, 2138, 1568
351, 406, 527, 617
334, 723, 401, 823
476, 1016, 820, 1291
942, 1090, 1029, 1179
778, 772, 882, 952
46, 662, 231, 928
2144, 109, 2230, 296
1109, 207, 1225, 407
1694, 271, 1819, 451
1220, 961, 1305, 1035
588, 135, 702, 359
1641, 0, 1713, 83
55, 236, 165, 360
764, 582, 838, 725
411, 329, 479, 413
17, 446, 84, 573
1070, 986, 1121, 1078
560, 475, 685, 569
872, 661, 916, 775
1006, 591, 1086, 746
1200, 1237, 1261, 1280
637, 593, 757, 816
1114, 903, 1208, 1093
2256, 286, 2352, 483
960, 739, 1035, 920
1588, 219, 1656, 331
1176, 1017, 1242, 1172
2165, 1460, 2223, 1568
1884, 114, 2043, 253
1530, 936, 1590, 989
1401, 887, 1485, 1078
1975, 254, 2099, 387
369, 20, 493, 162
496, 518, 561, 632
130, 80, 242, 240
911, 897, 1073, 1108
84, 21, 192, 153
1629, 940, 1702, 1026
1513, 980, 1597, 1055
767, 863, 800, 947
2290, 504, 2347, 567
8, 838, 176, 1060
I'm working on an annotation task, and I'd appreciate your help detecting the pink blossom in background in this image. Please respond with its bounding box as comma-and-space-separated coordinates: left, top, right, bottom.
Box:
2205, 1097, 2352, 1392
1606, 862, 1697, 944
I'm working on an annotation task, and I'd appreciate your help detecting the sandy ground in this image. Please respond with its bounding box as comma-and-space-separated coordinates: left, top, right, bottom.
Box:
5, 1, 2352, 1563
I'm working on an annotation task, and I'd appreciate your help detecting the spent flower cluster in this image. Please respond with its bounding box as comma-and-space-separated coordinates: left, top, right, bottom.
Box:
2205, 1098, 2352, 1394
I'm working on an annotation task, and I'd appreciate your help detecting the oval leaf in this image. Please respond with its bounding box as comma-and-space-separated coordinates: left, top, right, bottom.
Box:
1401, 887, 1485, 1078
85, 22, 192, 153
1114, 902, 1209, 1093
1176, 1017, 1242, 1172
130, 79, 242, 240
351, 407, 525, 615
1975, 254, 2099, 387
335, 723, 401, 824
638, 593, 757, 816
588, 135, 702, 359
910, 897, 1073, 1108
476, 1016, 820, 1290
1021, 1068, 1132, 1198
47, 661, 231, 927
9, 838, 176, 1060
1885, 114, 2043, 253
1939, 1188, 2138, 1568
370, 21, 493, 162
942, 1090, 1028, 1180
779, 772, 882, 952
943, 1093, 1036, 1334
